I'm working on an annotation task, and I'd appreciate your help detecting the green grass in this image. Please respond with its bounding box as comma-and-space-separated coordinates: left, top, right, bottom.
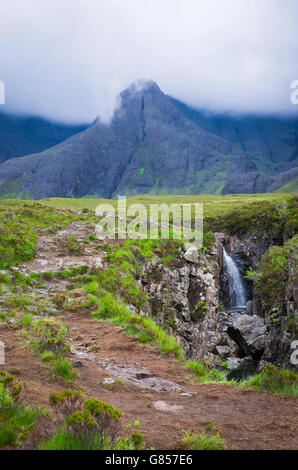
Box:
39, 428, 107, 450
39, 426, 146, 451
0, 373, 40, 447
53, 358, 77, 382
91, 291, 183, 358
0, 200, 96, 269
41, 351, 55, 362
39, 193, 298, 243
37, 193, 296, 219
242, 365, 298, 396
181, 431, 227, 450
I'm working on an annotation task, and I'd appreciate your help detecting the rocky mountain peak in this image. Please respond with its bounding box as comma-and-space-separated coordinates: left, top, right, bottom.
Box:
120, 79, 161, 101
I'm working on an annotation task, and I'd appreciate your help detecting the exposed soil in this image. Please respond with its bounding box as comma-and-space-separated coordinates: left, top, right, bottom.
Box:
0, 315, 297, 450
0, 222, 297, 450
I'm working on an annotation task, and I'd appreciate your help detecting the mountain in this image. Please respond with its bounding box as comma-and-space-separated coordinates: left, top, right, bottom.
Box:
171, 99, 298, 191
0, 112, 87, 164
0, 80, 297, 199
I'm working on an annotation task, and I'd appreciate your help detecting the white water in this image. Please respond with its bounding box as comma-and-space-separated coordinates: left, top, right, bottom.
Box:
223, 248, 247, 308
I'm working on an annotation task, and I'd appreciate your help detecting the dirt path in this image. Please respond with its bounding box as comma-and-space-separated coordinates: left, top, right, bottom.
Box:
0, 222, 297, 450
1, 315, 297, 450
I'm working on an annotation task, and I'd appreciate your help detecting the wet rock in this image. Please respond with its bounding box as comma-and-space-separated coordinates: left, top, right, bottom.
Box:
246, 300, 253, 315
227, 314, 266, 357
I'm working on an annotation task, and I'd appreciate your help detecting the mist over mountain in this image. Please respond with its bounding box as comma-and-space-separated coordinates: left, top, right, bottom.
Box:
0, 80, 297, 199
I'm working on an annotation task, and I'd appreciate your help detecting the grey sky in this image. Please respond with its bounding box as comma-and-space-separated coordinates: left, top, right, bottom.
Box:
1, 0, 298, 123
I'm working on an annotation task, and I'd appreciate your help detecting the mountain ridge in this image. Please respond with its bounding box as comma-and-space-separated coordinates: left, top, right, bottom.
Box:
0, 112, 88, 164
0, 80, 297, 198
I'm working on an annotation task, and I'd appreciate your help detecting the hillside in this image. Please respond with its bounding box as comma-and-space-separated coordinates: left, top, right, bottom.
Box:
1, 80, 297, 199
0, 112, 87, 164
172, 99, 298, 194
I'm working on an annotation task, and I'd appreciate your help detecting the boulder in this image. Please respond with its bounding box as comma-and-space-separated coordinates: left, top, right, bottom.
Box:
183, 247, 199, 263
227, 314, 266, 356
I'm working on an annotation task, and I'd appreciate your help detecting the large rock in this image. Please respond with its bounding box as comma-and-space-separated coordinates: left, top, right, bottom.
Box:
183, 247, 199, 263
226, 314, 266, 357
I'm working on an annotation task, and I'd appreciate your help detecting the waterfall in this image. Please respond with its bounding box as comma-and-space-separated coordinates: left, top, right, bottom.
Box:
223, 248, 247, 308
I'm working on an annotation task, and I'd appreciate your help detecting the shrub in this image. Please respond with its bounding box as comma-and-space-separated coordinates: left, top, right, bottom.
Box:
0, 375, 39, 447
67, 236, 82, 256
53, 359, 77, 382
42, 393, 126, 450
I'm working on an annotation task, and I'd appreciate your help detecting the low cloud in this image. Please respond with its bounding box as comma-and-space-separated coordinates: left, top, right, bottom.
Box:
0, 0, 298, 123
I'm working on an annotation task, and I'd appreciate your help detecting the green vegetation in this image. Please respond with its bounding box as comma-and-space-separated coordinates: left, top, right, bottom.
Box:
245, 234, 298, 316
23, 318, 77, 382
0, 371, 40, 447
204, 196, 298, 239
53, 358, 77, 381
181, 427, 227, 450
0, 200, 95, 269
40, 390, 146, 450
92, 291, 183, 357
36, 192, 297, 221
242, 365, 298, 396
67, 236, 82, 256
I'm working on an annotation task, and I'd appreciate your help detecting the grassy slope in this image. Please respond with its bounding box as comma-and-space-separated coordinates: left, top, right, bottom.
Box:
35, 192, 296, 217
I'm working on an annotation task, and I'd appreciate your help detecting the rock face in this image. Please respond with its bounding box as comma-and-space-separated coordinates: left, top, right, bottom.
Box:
225, 314, 266, 357
258, 244, 298, 370
173, 98, 298, 191
141, 233, 297, 372
268, 167, 298, 192
141, 238, 238, 366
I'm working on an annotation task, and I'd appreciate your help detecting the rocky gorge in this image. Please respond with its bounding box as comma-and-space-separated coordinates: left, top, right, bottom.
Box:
140, 230, 298, 378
